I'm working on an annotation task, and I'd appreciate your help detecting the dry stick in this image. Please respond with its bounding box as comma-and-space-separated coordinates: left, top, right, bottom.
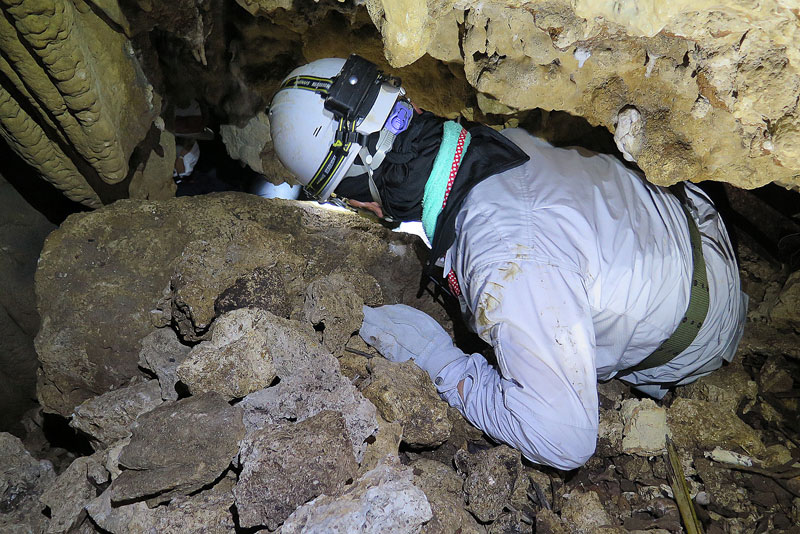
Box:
665, 437, 705, 534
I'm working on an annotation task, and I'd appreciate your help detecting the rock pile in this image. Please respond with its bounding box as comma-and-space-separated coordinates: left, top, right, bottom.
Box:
2, 194, 799, 533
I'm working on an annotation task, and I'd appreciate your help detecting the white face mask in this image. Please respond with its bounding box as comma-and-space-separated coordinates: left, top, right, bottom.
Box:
174, 141, 200, 178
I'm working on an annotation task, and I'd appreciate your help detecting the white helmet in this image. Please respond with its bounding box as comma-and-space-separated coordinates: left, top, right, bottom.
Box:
269, 55, 413, 201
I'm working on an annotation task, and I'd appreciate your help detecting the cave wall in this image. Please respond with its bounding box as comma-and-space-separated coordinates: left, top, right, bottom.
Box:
2, 0, 799, 210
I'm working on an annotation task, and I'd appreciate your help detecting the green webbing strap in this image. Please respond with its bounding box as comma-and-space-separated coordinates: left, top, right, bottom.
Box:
620, 192, 710, 375
306, 117, 357, 198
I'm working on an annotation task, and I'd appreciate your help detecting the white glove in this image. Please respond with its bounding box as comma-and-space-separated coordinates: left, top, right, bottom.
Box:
360, 304, 466, 380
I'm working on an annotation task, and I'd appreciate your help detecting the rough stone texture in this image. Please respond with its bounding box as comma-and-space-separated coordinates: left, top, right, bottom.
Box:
770, 271, 800, 331
137, 328, 192, 401
228, 310, 377, 461
411, 458, 486, 534
281, 458, 432, 534
176, 308, 278, 400
359, 414, 403, 475
39, 455, 107, 534
365, 0, 800, 190
69, 379, 163, 450
35, 193, 426, 416
0, 174, 54, 432
757, 355, 794, 394
621, 398, 668, 456
109, 392, 244, 504
219, 111, 295, 183
302, 274, 366, 356
454, 445, 523, 523
677, 359, 758, 414
561, 490, 614, 533
0, 432, 55, 534
0, 1, 167, 206
234, 410, 359, 530
87, 485, 235, 534
362, 358, 451, 447
667, 397, 766, 457
597, 406, 624, 457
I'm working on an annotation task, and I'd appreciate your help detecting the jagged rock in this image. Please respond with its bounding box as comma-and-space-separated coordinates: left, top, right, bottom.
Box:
109, 392, 244, 505
411, 458, 485, 534
35, 194, 425, 416
359, 414, 403, 475
769, 271, 800, 331
0, 433, 55, 534
234, 410, 358, 530
454, 445, 524, 523
104, 437, 130, 480
87, 485, 235, 534
487, 511, 532, 534
362, 358, 451, 447
281, 458, 432, 534
235, 311, 377, 461
667, 397, 766, 456
597, 407, 624, 457
40, 455, 107, 534
220, 111, 272, 174
621, 398, 668, 456
137, 328, 192, 401
176, 308, 278, 400
693, 458, 756, 517
678, 360, 758, 414
302, 273, 365, 356
535, 509, 568, 534
561, 490, 615, 533
757, 355, 795, 394
69, 380, 163, 450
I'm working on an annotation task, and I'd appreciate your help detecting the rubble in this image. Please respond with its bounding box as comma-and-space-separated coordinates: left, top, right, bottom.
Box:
109, 392, 244, 505
137, 328, 192, 401
234, 410, 358, 530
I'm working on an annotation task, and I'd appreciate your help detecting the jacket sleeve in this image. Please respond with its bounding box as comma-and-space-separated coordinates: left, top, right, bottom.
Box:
436, 260, 599, 470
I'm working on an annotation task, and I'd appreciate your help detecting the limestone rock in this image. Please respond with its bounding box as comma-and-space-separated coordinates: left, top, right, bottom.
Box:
220, 111, 271, 175
757, 355, 795, 394
137, 328, 192, 401
302, 273, 365, 356
411, 458, 485, 534
535, 509, 569, 534
176, 308, 278, 400
667, 397, 766, 456
109, 392, 244, 504
359, 414, 403, 475
561, 490, 615, 534
87, 485, 235, 534
69, 380, 163, 450
621, 398, 668, 456
234, 410, 358, 530
214, 264, 301, 320
281, 458, 432, 534
0, 432, 55, 534
770, 267, 800, 332
454, 445, 523, 523
35, 193, 425, 416
40, 455, 108, 534
597, 406, 624, 457
362, 358, 451, 447
677, 360, 758, 414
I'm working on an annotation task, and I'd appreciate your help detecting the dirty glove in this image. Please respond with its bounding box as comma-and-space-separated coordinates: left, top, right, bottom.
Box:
360, 304, 466, 380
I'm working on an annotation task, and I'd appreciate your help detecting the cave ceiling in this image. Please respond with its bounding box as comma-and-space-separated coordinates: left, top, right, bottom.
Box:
1, 0, 799, 208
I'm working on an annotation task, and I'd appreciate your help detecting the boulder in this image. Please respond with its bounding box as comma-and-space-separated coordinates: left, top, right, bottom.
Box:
176, 308, 278, 400
109, 392, 244, 504
40, 455, 108, 534
0, 432, 55, 534
454, 445, 524, 523
234, 410, 358, 530
621, 398, 668, 456
561, 490, 615, 534
87, 486, 235, 534
362, 358, 451, 447
301, 273, 366, 356
137, 328, 192, 401
281, 458, 432, 534
69, 380, 163, 449
35, 194, 425, 416
667, 397, 766, 456
411, 458, 485, 534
